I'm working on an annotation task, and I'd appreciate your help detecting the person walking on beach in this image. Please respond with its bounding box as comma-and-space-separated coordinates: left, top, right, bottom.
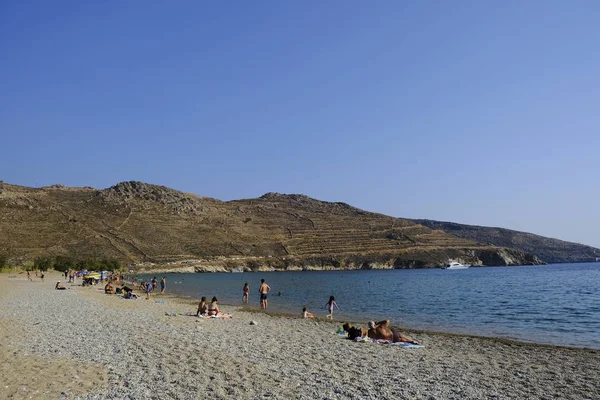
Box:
325, 296, 339, 319
145, 280, 153, 300
27, 271, 32, 281
259, 279, 271, 309
242, 283, 250, 304
160, 277, 166, 294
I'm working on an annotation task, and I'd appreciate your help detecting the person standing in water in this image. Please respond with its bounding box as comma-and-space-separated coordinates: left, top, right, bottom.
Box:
325, 296, 339, 319
242, 283, 250, 304
259, 279, 271, 309
160, 277, 166, 294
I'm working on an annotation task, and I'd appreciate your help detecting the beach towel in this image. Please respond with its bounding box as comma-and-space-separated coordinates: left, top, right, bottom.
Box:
375, 339, 423, 348
165, 311, 185, 317
348, 336, 424, 348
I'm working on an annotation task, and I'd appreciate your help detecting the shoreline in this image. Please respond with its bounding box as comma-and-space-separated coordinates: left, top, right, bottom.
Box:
163, 292, 600, 352
2, 271, 599, 399
132, 268, 600, 351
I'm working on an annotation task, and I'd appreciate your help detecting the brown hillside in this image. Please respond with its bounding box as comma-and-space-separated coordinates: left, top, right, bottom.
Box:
0, 181, 541, 271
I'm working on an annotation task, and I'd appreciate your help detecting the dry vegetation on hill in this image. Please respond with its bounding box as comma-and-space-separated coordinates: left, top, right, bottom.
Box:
0, 181, 551, 271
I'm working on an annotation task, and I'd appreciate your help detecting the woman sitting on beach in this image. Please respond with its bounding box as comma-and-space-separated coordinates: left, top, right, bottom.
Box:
196, 296, 208, 317
201, 297, 232, 318
55, 281, 66, 290
207, 297, 220, 316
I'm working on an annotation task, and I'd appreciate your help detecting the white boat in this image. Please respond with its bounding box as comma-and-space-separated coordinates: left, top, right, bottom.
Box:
444, 260, 470, 270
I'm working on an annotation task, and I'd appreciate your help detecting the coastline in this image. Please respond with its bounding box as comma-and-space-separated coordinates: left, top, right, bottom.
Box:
1, 271, 599, 399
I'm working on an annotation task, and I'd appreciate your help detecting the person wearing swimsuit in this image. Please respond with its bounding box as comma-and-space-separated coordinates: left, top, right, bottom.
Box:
367, 320, 419, 344
259, 279, 271, 309
196, 296, 207, 317
242, 283, 250, 304
207, 297, 220, 316
325, 296, 339, 319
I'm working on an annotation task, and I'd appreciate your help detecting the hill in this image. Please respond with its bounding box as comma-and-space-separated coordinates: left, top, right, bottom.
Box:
0, 181, 544, 271
411, 219, 600, 264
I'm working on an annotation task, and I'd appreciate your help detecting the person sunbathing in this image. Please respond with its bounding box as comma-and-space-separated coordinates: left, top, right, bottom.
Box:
196, 297, 207, 316
207, 297, 220, 316
343, 323, 368, 340
367, 320, 419, 344
104, 282, 115, 294
55, 281, 66, 290
200, 297, 232, 318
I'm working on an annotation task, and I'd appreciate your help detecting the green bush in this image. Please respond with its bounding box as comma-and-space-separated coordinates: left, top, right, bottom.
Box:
33, 257, 54, 271
53, 256, 75, 272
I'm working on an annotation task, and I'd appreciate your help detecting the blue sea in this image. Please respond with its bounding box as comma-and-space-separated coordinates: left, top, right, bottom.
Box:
138, 263, 600, 349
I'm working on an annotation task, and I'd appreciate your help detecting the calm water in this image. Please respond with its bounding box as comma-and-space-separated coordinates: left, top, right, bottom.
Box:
138, 263, 600, 349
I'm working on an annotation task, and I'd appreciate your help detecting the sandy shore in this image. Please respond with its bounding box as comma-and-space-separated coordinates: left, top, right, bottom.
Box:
1, 272, 599, 400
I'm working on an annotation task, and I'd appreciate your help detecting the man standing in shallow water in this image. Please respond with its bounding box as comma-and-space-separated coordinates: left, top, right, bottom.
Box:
259, 278, 271, 309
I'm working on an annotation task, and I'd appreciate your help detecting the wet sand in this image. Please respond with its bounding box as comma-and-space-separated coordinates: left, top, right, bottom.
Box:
0, 271, 599, 399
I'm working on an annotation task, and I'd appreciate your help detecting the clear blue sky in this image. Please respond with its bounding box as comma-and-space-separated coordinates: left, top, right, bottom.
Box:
1, 1, 599, 247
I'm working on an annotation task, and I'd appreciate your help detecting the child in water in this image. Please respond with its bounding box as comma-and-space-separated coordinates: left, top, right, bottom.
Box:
325, 296, 339, 319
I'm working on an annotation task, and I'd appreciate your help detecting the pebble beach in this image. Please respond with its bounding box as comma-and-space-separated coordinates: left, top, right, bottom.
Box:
1, 272, 599, 400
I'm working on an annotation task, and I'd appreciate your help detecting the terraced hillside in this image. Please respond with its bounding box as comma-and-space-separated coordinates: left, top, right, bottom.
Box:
0, 181, 542, 271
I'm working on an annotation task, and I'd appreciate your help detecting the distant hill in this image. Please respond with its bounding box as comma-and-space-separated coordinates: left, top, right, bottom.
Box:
0, 181, 546, 271
411, 219, 600, 264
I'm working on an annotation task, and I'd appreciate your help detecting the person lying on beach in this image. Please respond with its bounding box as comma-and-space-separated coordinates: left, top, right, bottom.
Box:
367, 320, 419, 344
302, 307, 314, 319
104, 282, 115, 294
343, 323, 368, 339
55, 281, 66, 290
342, 322, 419, 344
196, 296, 207, 316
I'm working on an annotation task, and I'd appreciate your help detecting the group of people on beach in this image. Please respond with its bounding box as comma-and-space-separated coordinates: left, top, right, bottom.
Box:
240, 279, 274, 309
240, 279, 341, 320
342, 320, 419, 344
195, 296, 230, 318
26, 270, 44, 281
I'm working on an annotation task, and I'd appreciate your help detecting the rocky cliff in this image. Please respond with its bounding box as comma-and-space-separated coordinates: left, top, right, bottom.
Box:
411, 219, 599, 264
